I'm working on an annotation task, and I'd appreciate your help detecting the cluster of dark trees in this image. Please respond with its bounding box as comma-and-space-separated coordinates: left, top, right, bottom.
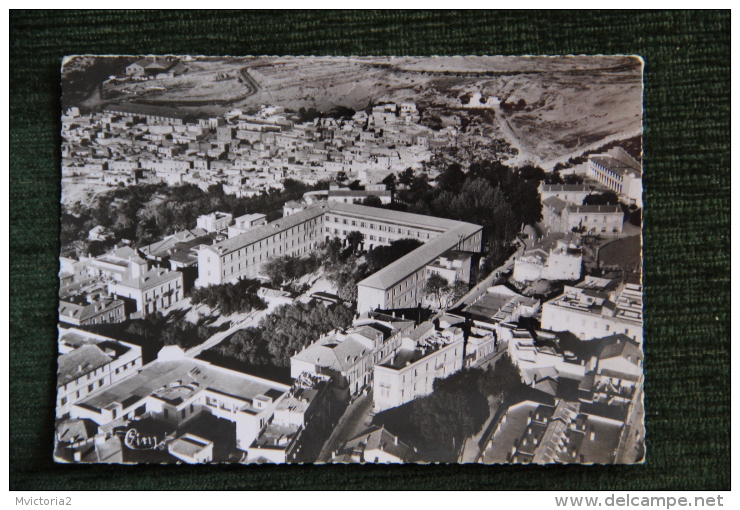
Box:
81, 311, 223, 362
208, 300, 355, 368
379, 161, 545, 271
541, 168, 584, 185
61, 179, 329, 258
321, 237, 425, 302
411, 355, 523, 449
553, 135, 642, 172
189, 278, 267, 316
295, 105, 357, 123
422, 273, 469, 309
262, 253, 322, 287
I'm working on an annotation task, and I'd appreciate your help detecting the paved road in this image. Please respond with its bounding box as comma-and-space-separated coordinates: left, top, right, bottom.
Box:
459, 395, 502, 463
616, 384, 645, 463
317, 392, 374, 462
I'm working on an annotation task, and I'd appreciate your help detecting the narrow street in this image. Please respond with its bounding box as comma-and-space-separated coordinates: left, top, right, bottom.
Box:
459, 395, 502, 463
317, 392, 374, 462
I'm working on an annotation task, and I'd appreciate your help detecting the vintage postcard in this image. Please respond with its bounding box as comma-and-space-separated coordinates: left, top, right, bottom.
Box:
56, 56, 643, 464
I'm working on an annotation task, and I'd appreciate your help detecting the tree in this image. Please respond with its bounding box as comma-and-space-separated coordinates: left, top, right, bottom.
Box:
346, 230, 365, 251
381, 173, 397, 192
410, 369, 489, 449
318, 237, 345, 265
361, 195, 383, 207
422, 274, 468, 309
214, 328, 271, 365
423, 273, 450, 309
563, 173, 584, 185
543, 169, 565, 185
336, 171, 348, 182
326, 260, 362, 302
259, 301, 355, 366
398, 167, 415, 187
436, 163, 466, 192
450, 279, 470, 306
583, 191, 620, 206
189, 279, 267, 316
262, 256, 291, 286
477, 354, 523, 399
517, 164, 546, 183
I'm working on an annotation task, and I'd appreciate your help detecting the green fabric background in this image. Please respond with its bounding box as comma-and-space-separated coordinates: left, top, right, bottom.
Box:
10, 10, 730, 491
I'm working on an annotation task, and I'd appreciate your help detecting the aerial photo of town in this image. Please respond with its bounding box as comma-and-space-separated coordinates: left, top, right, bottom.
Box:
55, 55, 644, 464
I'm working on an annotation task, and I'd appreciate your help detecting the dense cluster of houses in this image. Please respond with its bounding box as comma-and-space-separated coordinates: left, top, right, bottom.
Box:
61, 99, 458, 198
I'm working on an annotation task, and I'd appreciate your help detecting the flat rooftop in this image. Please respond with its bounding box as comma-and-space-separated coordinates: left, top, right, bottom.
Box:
590, 155, 642, 178
76, 358, 289, 413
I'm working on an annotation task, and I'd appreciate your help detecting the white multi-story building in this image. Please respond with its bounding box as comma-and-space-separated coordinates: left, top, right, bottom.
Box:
372, 322, 465, 412
56, 328, 142, 418
513, 233, 583, 283
69, 348, 290, 454
195, 202, 483, 314
108, 267, 184, 317
291, 314, 414, 396
539, 183, 593, 205
196, 211, 233, 233
246, 372, 333, 463
587, 148, 642, 208
425, 249, 474, 285
59, 296, 126, 327
543, 198, 624, 235
540, 275, 643, 343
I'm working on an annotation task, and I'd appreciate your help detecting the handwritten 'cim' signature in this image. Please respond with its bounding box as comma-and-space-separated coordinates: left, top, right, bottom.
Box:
123, 428, 167, 450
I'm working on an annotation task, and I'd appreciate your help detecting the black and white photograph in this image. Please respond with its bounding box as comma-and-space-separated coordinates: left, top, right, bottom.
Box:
55, 55, 644, 464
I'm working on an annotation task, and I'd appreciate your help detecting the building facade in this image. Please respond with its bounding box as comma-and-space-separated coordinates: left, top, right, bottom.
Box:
59, 296, 126, 327
70, 349, 290, 454
539, 183, 593, 205
543, 197, 624, 235
587, 148, 643, 208
372, 322, 465, 412
195, 202, 483, 309
108, 267, 184, 317
540, 275, 643, 343
56, 328, 143, 418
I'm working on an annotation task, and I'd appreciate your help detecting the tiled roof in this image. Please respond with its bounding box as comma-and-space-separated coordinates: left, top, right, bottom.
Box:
113, 268, 182, 290
76, 358, 289, 414
329, 189, 391, 197
542, 196, 568, 213
327, 201, 464, 231
336, 425, 414, 463
357, 223, 481, 290
590, 155, 642, 177
201, 204, 327, 257
567, 204, 622, 214
292, 330, 374, 373
540, 184, 592, 192
59, 298, 123, 321
57, 344, 111, 387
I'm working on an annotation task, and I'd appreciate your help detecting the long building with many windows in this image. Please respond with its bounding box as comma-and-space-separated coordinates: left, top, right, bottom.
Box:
195, 202, 483, 313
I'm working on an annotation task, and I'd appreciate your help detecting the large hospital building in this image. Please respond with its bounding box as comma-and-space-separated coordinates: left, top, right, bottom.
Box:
195, 202, 483, 313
